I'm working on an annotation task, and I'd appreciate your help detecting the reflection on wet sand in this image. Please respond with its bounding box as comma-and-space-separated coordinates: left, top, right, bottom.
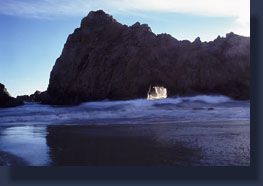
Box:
0, 126, 51, 166
46, 125, 202, 166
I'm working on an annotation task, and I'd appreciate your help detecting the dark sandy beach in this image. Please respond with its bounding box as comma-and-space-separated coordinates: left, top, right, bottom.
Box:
0, 120, 250, 166
46, 124, 203, 166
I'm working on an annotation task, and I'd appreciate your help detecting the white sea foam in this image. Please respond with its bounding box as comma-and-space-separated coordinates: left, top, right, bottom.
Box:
0, 95, 249, 126
179, 95, 232, 103
147, 86, 167, 100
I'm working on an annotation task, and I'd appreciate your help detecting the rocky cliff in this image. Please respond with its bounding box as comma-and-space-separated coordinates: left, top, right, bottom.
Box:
43, 10, 250, 105
0, 83, 24, 107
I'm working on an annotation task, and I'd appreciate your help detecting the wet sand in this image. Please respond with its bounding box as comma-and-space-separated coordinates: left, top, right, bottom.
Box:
0, 120, 250, 166
0, 151, 27, 166
46, 124, 202, 166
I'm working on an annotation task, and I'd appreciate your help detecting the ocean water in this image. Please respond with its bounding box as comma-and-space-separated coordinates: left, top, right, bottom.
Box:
0, 95, 250, 166
0, 95, 250, 126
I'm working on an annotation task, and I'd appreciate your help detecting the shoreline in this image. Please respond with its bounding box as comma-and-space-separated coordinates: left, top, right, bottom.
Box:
0, 120, 250, 166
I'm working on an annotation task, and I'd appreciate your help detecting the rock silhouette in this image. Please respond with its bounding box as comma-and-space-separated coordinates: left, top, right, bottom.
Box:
17, 90, 42, 102
0, 83, 24, 107
43, 10, 250, 105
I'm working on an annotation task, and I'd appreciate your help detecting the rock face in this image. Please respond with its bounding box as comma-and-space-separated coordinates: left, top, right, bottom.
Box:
17, 91, 42, 102
0, 83, 24, 108
44, 10, 250, 105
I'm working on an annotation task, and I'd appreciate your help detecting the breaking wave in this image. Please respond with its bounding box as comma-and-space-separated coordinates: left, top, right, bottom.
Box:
0, 95, 250, 126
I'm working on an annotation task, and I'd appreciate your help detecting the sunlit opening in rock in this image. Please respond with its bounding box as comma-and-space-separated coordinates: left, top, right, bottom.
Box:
147, 86, 167, 100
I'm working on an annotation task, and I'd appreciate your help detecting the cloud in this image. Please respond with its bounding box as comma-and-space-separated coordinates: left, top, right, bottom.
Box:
113, 0, 249, 35
0, 0, 99, 18
0, 0, 249, 35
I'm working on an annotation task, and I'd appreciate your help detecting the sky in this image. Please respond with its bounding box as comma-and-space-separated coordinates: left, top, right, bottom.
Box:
0, 0, 250, 97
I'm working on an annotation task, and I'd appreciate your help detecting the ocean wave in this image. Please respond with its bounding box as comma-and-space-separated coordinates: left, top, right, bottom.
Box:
0, 95, 249, 126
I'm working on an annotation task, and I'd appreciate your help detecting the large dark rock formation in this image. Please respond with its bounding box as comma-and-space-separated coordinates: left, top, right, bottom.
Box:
0, 83, 24, 108
43, 10, 250, 105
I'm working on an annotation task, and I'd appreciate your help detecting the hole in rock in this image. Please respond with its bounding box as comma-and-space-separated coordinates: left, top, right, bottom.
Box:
147, 85, 167, 100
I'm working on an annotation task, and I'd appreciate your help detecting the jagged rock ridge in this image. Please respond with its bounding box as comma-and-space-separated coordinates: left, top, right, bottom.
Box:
17, 90, 42, 102
43, 10, 250, 105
